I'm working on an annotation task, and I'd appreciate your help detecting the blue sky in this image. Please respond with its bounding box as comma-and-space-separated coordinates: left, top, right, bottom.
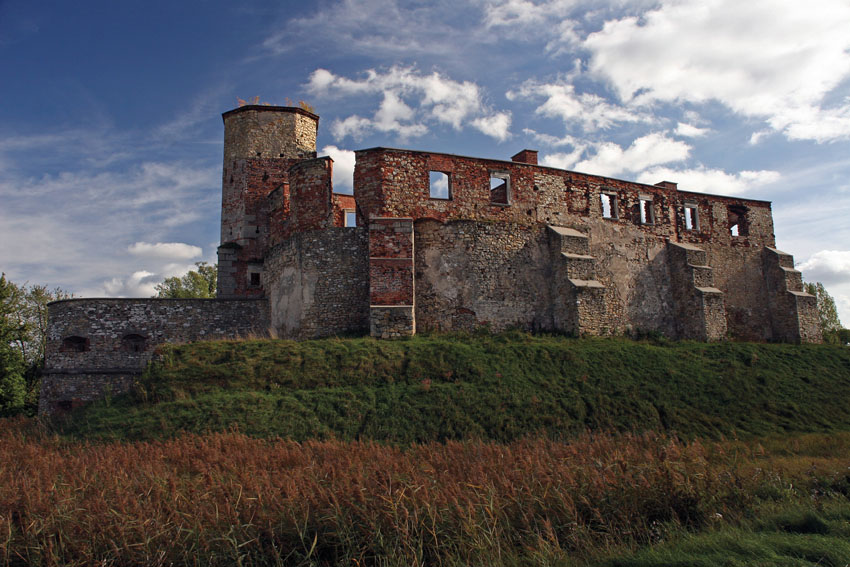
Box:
2, 0, 850, 324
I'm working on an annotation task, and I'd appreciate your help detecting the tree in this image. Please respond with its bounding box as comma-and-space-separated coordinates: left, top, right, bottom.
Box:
803, 281, 844, 343
0, 274, 27, 414
0, 274, 71, 415
154, 262, 217, 299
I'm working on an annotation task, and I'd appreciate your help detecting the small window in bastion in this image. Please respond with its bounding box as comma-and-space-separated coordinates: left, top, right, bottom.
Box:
122, 334, 147, 353
62, 336, 89, 353
250, 272, 261, 287
429, 171, 451, 199
684, 203, 699, 231
489, 172, 510, 205
639, 197, 655, 225
728, 205, 748, 237
344, 210, 357, 227
601, 193, 618, 219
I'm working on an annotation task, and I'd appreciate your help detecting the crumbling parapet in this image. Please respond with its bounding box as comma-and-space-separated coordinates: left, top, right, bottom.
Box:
369, 217, 415, 338
763, 247, 822, 343
668, 242, 727, 341
547, 226, 607, 335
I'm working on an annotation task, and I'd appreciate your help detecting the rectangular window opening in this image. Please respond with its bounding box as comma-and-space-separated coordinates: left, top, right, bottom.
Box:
429, 171, 451, 199
684, 204, 699, 231
249, 272, 261, 286
639, 198, 654, 225
489, 172, 510, 205
728, 205, 748, 237
601, 193, 618, 219
344, 210, 357, 227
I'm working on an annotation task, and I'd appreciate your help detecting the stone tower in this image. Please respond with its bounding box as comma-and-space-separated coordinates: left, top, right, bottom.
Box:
217, 105, 319, 297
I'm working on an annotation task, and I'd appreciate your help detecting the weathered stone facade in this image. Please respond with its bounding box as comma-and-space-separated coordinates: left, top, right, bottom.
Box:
41, 298, 268, 414
42, 104, 821, 413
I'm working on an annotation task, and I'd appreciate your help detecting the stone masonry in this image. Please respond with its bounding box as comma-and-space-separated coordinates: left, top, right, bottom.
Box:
41, 104, 822, 413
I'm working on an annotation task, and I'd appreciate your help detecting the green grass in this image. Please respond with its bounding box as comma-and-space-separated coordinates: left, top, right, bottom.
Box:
597, 502, 850, 566
57, 332, 850, 443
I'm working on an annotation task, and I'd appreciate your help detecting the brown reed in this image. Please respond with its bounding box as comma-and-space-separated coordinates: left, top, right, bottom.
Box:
1, 417, 847, 566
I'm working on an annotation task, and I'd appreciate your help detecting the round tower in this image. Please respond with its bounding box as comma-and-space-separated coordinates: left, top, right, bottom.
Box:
218, 105, 320, 298
222, 105, 319, 164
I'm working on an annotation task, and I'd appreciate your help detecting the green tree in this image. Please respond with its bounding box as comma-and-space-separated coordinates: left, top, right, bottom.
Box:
154, 262, 217, 299
803, 281, 844, 342
0, 274, 27, 414
0, 274, 71, 415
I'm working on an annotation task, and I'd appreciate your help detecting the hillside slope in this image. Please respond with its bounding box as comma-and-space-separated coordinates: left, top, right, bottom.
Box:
58, 333, 850, 442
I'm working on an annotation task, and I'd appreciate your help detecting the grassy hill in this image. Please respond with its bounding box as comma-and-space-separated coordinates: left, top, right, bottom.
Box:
5, 333, 849, 566
58, 332, 850, 442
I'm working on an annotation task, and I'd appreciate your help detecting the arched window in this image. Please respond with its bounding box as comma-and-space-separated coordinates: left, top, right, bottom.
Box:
122, 334, 147, 353
62, 336, 89, 352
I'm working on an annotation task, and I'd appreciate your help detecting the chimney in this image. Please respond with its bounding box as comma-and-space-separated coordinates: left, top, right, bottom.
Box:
511, 149, 538, 165
655, 181, 677, 190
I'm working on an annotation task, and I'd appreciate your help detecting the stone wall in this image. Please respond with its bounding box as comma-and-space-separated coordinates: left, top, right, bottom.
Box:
414, 219, 554, 332
264, 228, 370, 339
41, 298, 269, 414
222, 106, 318, 164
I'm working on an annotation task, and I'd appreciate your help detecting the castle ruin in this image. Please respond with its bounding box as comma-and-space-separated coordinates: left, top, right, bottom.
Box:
41, 105, 821, 414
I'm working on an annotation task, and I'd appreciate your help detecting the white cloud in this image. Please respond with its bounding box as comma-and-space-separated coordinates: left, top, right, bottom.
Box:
748, 130, 772, 145
581, 0, 850, 142
320, 145, 356, 194
798, 250, 850, 287
127, 242, 202, 260
263, 0, 476, 58
636, 166, 781, 196
101, 271, 159, 298
509, 81, 651, 131
573, 133, 690, 177
308, 66, 510, 140
471, 112, 512, 141
674, 123, 710, 138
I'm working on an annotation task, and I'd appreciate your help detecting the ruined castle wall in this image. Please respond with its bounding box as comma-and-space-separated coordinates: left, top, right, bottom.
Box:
358, 148, 778, 339
41, 298, 269, 413
414, 220, 553, 332
264, 228, 369, 339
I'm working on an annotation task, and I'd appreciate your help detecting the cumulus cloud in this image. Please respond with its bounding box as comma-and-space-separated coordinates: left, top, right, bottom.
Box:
541, 132, 690, 177
307, 66, 510, 141
573, 133, 690, 177
127, 242, 203, 260
674, 123, 710, 138
636, 166, 781, 196
798, 250, 850, 286
581, 0, 850, 142
320, 145, 356, 194
509, 81, 651, 131
101, 271, 160, 298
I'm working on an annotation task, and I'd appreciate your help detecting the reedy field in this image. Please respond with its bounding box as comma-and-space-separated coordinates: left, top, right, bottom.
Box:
2, 333, 850, 565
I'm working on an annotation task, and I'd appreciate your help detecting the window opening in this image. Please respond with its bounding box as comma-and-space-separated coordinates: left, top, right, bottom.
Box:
62, 336, 88, 352
728, 205, 748, 237
122, 334, 147, 353
429, 171, 451, 199
601, 193, 618, 219
489, 172, 510, 205
684, 204, 699, 231
250, 272, 261, 286
639, 198, 654, 224
344, 210, 357, 227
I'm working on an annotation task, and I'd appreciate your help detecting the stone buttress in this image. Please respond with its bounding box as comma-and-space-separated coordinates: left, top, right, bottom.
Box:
667, 241, 727, 341
763, 247, 822, 343
548, 226, 606, 335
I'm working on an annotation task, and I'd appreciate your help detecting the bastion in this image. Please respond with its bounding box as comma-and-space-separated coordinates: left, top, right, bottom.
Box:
40, 105, 821, 414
